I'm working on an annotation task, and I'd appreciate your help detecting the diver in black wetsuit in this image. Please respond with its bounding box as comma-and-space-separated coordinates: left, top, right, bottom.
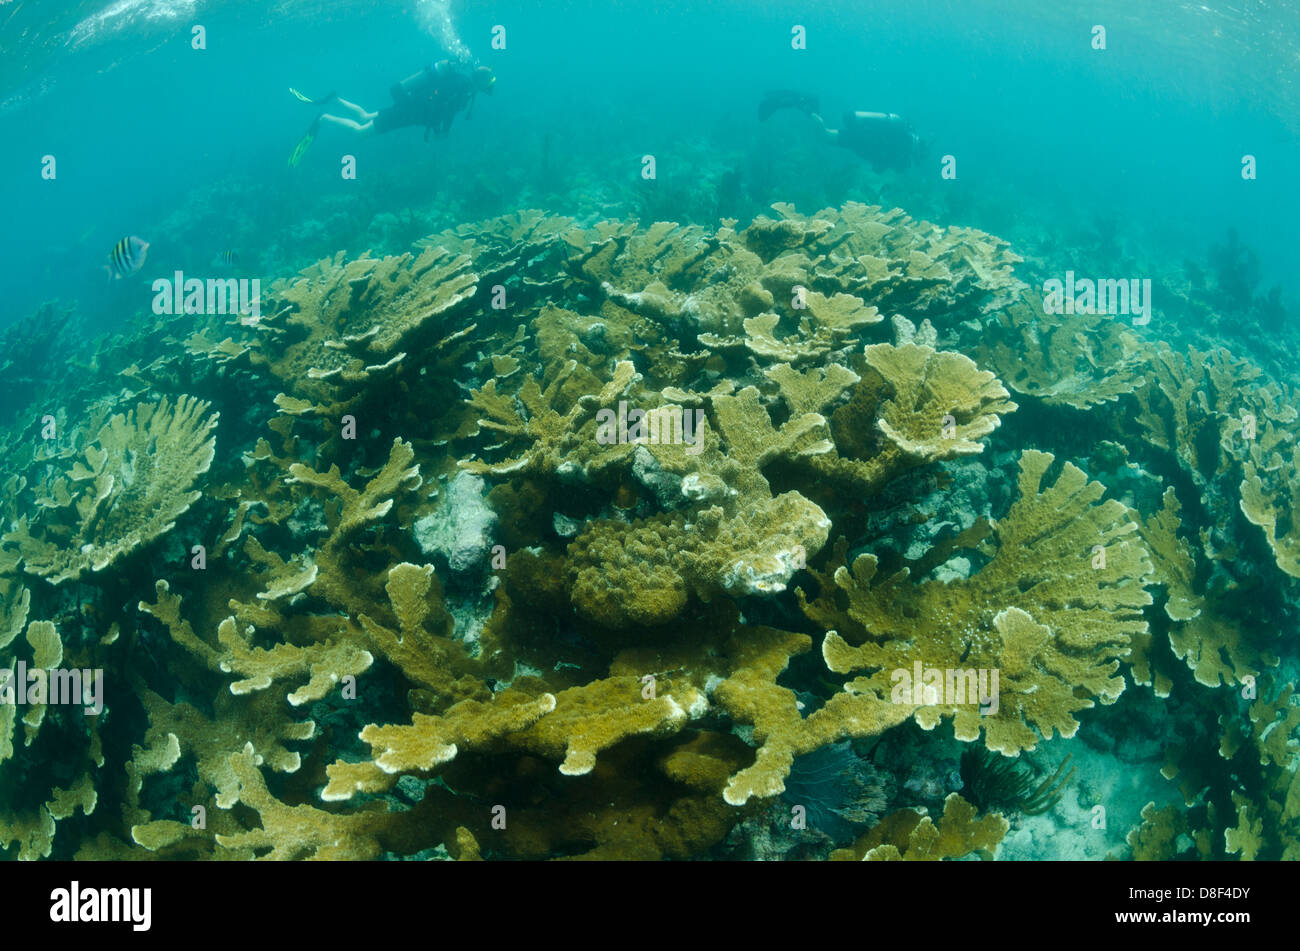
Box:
759, 90, 924, 173
289, 61, 496, 166
824, 111, 923, 172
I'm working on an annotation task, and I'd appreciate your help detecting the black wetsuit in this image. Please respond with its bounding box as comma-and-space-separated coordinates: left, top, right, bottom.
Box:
838, 112, 920, 172
374, 64, 475, 137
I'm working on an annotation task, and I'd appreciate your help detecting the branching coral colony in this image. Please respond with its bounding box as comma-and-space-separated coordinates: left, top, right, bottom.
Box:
1, 200, 1297, 860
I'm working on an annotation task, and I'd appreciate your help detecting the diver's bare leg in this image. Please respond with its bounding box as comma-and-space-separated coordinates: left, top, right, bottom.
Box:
809, 112, 839, 143
334, 97, 377, 122
319, 113, 375, 133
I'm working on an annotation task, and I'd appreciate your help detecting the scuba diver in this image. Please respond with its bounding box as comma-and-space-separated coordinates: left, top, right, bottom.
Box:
759, 90, 925, 173
289, 61, 496, 166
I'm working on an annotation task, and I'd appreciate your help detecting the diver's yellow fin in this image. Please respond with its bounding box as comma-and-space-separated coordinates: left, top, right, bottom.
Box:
288, 128, 316, 167
289, 87, 314, 103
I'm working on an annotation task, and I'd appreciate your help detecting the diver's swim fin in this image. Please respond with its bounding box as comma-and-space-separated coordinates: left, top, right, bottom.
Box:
758, 90, 819, 121
288, 116, 321, 167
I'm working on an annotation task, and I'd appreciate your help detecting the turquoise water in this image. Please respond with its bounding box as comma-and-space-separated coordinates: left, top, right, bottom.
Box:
2, 0, 1296, 328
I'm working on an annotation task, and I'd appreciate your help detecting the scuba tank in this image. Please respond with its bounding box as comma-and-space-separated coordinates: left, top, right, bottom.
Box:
391, 64, 438, 102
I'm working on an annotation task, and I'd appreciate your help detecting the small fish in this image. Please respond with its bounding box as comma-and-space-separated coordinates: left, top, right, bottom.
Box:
105, 236, 149, 280
212, 250, 240, 267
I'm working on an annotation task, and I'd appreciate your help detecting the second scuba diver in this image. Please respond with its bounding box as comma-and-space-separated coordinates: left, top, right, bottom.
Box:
759, 90, 926, 173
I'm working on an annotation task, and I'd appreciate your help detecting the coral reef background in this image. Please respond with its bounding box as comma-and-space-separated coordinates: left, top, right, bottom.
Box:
1, 0, 1299, 861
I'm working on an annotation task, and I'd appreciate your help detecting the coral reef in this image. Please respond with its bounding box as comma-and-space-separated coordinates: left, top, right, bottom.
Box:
1, 196, 1297, 863
2, 396, 218, 584
810, 450, 1152, 756
830, 792, 1009, 860
979, 290, 1147, 410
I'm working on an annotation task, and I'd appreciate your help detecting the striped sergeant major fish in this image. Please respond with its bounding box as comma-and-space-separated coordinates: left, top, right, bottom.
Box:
105, 236, 149, 280
212, 250, 240, 267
